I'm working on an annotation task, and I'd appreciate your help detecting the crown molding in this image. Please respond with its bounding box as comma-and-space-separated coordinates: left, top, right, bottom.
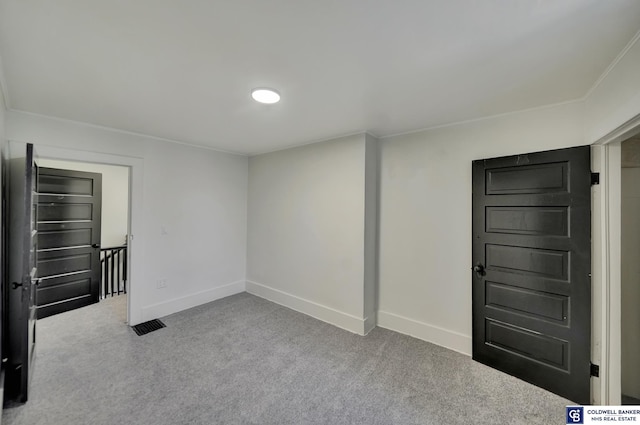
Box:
378, 98, 584, 141
248, 130, 376, 156
9, 109, 248, 156
584, 29, 640, 101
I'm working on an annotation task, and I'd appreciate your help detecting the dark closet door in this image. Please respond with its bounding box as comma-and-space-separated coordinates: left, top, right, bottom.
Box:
472, 146, 592, 404
6, 143, 39, 403
36, 167, 102, 319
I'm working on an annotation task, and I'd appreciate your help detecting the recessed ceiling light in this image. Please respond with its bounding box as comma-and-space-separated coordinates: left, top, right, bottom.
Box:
251, 88, 280, 104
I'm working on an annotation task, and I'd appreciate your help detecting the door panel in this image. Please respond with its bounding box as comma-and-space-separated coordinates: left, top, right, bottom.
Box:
485, 320, 568, 368
36, 168, 102, 319
485, 206, 569, 236
37, 277, 92, 305
485, 162, 568, 194
38, 174, 95, 195
485, 245, 568, 279
38, 203, 94, 221
38, 228, 93, 250
5, 142, 38, 403
485, 281, 568, 322
472, 146, 591, 404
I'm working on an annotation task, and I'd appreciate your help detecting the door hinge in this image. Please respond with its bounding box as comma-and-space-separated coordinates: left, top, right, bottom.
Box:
591, 172, 600, 186
590, 363, 600, 377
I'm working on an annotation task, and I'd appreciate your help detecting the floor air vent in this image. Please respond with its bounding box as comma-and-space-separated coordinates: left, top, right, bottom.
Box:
132, 319, 166, 336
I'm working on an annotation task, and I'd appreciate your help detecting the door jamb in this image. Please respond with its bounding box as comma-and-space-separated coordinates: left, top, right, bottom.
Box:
592, 113, 640, 405
27, 144, 145, 326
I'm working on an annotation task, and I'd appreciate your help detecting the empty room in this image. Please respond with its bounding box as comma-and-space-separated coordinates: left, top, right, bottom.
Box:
1, 1, 640, 424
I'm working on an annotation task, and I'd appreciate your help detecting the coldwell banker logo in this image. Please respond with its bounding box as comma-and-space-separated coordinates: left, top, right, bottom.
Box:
566, 407, 584, 424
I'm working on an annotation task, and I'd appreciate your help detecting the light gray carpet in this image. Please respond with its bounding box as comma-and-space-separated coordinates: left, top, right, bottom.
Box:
2, 293, 570, 425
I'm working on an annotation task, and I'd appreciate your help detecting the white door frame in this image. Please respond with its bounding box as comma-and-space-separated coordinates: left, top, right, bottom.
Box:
592, 113, 640, 405
31, 143, 145, 326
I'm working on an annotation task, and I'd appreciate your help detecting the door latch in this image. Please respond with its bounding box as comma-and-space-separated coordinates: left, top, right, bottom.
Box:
472, 262, 486, 278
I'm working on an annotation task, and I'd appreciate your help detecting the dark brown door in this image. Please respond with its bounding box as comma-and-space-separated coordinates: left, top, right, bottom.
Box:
5, 143, 38, 403
472, 146, 592, 404
36, 168, 102, 319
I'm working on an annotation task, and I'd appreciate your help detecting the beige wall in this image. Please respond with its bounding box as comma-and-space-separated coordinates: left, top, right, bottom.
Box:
247, 134, 377, 334
6, 111, 249, 325
375, 33, 640, 357
0, 87, 5, 144
0, 86, 5, 154
378, 101, 585, 354
621, 166, 640, 399
246, 99, 589, 354
0, 80, 6, 400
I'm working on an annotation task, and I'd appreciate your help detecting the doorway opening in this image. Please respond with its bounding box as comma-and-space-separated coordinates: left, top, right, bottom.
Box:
620, 136, 640, 405
37, 159, 130, 323
593, 113, 640, 405
32, 145, 143, 327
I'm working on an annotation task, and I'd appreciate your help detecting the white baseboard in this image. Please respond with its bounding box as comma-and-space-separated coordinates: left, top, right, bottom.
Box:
246, 280, 368, 335
140, 280, 246, 322
377, 310, 472, 356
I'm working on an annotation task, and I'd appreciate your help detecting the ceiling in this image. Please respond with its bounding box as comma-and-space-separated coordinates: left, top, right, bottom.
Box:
1, 1, 640, 155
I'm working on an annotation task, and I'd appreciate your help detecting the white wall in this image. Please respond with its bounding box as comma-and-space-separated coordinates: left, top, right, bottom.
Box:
621, 167, 640, 400
246, 100, 587, 352
377, 101, 585, 355
0, 88, 5, 146
585, 33, 640, 143
6, 111, 248, 324
0, 93, 5, 168
0, 85, 6, 155
37, 159, 129, 248
246, 134, 377, 335
0, 77, 6, 408
0, 28, 636, 378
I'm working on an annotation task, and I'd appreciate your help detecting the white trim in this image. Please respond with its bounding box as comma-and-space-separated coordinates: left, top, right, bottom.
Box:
248, 131, 375, 157
591, 145, 606, 405
606, 143, 622, 405
32, 143, 145, 325
585, 29, 640, 101
8, 109, 246, 157
377, 99, 584, 141
141, 280, 246, 322
0, 54, 10, 109
590, 115, 640, 405
592, 140, 623, 405
377, 310, 472, 356
246, 280, 368, 335
593, 120, 640, 405
592, 113, 640, 146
